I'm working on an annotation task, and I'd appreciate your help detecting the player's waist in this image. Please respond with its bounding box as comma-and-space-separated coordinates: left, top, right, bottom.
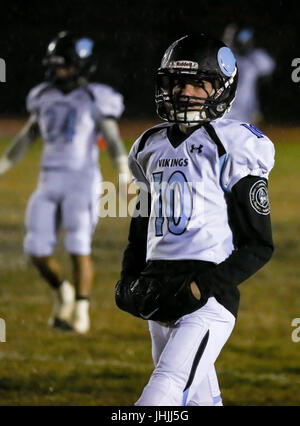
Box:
41, 162, 99, 173
141, 259, 216, 280
39, 166, 101, 182
41, 152, 98, 170
146, 239, 233, 265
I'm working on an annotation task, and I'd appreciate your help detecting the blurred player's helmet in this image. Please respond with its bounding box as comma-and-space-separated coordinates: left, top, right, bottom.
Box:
43, 31, 97, 90
155, 34, 238, 125
233, 27, 254, 55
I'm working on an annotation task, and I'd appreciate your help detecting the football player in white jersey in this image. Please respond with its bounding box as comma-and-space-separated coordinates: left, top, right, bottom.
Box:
0, 31, 131, 334
115, 34, 275, 405
223, 25, 275, 123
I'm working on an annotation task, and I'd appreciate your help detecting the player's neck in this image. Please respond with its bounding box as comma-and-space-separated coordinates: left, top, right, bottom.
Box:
178, 123, 202, 135
53, 79, 81, 94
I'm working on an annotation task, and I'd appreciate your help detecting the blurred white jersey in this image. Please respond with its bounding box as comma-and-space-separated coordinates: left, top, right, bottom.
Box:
226, 49, 275, 122
129, 119, 274, 264
26, 82, 124, 173
24, 81, 124, 256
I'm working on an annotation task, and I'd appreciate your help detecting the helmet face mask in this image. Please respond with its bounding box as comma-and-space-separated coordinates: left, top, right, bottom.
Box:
155, 34, 238, 125
43, 32, 97, 91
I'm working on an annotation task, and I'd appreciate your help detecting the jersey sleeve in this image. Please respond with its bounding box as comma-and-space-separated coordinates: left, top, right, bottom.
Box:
220, 123, 275, 192
26, 82, 50, 114
88, 83, 124, 119
128, 137, 151, 191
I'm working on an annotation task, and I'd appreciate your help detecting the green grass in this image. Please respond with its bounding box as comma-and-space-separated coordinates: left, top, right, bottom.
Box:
0, 127, 299, 406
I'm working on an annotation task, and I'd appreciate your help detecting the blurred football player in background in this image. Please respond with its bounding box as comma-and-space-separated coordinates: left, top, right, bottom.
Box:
0, 31, 131, 334
223, 24, 275, 124
115, 34, 274, 405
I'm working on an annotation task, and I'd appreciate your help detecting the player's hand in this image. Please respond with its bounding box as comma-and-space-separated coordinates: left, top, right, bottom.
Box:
157, 276, 205, 322
115, 275, 208, 324
153, 275, 210, 323
117, 155, 132, 205
119, 171, 132, 186
115, 279, 140, 318
0, 157, 12, 176
115, 276, 162, 320
117, 155, 132, 185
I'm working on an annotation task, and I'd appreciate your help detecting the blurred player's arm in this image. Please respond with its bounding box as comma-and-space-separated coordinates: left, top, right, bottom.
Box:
97, 117, 131, 182
253, 49, 275, 77
201, 175, 274, 290
0, 115, 40, 175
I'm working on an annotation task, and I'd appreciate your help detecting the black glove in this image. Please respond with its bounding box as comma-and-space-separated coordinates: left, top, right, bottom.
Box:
154, 275, 210, 323
115, 274, 210, 323
115, 276, 163, 320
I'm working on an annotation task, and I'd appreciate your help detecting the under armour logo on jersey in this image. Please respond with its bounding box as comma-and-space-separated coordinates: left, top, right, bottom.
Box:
190, 144, 203, 153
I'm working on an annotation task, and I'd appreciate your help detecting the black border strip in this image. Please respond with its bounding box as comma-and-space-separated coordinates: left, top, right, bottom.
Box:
135, 126, 168, 158
204, 123, 226, 157
183, 329, 210, 392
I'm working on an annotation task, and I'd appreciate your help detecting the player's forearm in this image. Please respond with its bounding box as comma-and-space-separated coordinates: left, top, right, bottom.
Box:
0, 118, 39, 173
6, 126, 38, 162
99, 118, 128, 167
203, 242, 273, 291
121, 240, 147, 284
120, 192, 150, 283
121, 215, 149, 283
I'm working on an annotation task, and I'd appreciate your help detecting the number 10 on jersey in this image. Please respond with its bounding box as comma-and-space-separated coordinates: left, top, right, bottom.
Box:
152, 171, 195, 236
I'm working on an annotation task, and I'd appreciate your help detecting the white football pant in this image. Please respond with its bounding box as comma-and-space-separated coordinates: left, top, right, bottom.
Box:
135, 297, 235, 406
24, 170, 102, 256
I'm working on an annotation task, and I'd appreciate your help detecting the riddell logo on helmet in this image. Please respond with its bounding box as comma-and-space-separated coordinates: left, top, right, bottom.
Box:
168, 61, 198, 70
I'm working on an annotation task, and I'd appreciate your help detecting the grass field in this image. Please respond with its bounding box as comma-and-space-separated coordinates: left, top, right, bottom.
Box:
0, 121, 299, 406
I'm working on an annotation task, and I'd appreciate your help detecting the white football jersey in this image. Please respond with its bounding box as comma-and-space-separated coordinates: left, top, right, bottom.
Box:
26, 82, 124, 172
226, 49, 275, 122
129, 119, 275, 264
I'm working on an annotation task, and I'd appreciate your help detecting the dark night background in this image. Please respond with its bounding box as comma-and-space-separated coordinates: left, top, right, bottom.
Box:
0, 0, 300, 124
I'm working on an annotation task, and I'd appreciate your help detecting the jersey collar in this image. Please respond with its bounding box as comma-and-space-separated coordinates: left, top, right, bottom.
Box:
167, 124, 203, 148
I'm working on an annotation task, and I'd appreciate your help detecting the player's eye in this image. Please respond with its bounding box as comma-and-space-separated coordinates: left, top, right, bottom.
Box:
193, 80, 206, 89
174, 77, 206, 89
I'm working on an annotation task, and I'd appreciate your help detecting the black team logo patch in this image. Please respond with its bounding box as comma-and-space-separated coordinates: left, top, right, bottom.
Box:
249, 180, 270, 215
